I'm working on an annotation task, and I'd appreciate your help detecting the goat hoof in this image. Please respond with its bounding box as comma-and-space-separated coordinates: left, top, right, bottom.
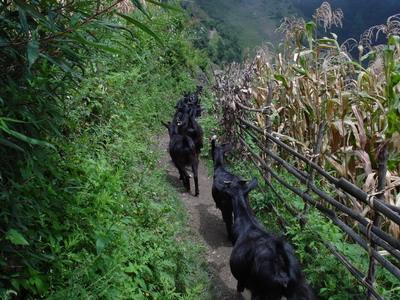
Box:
195, 192, 199, 197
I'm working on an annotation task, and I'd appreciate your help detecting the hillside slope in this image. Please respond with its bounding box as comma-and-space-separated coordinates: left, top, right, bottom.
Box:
189, 0, 400, 61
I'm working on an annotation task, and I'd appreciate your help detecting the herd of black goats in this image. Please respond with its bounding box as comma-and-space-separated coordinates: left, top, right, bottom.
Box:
163, 87, 316, 300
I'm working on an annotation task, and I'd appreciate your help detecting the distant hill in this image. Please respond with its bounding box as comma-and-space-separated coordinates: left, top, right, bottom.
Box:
193, 0, 296, 50
187, 0, 400, 63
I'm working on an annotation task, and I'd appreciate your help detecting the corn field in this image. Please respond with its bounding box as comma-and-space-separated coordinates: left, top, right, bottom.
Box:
214, 2, 400, 238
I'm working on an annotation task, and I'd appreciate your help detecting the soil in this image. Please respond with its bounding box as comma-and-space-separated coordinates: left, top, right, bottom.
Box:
158, 134, 251, 300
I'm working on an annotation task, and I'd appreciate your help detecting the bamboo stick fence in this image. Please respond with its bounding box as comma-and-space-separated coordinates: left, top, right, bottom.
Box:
213, 79, 400, 299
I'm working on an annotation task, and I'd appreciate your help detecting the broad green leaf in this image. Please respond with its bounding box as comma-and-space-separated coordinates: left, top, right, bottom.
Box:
146, 0, 182, 11
274, 74, 289, 89
0, 138, 25, 152
14, 0, 42, 19
96, 237, 106, 254
305, 21, 315, 49
388, 35, 400, 46
360, 50, 376, 62
18, 9, 29, 33
27, 40, 39, 67
2, 126, 55, 150
5, 229, 29, 246
98, 21, 136, 39
292, 66, 307, 76
40, 53, 73, 73
124, 263, 137, 273
305, 21, 316, 32
130, 0, 151, 19
391, 73, 400, 86
72, 34, 126, 55
318, 38, 340, 50
117, 13, 163, 45
1, 117, 29, 123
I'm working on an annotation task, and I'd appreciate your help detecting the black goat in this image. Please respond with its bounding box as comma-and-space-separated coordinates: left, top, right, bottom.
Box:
172, 105, 203, 153
226, 177, 315, 300
175, 86, 203, 118
162, 88, 204, 196
187, 108, 203, 153
211, 136, 236, 241
163, 115, 199, 196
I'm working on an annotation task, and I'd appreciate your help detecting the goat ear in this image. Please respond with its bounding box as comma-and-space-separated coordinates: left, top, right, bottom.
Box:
244, 178, 258, 195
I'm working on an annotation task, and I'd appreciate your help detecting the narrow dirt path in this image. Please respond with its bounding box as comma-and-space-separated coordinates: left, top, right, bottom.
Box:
158, 134, 250, 300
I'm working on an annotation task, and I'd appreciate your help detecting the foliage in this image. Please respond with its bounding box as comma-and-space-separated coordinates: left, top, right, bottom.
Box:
1, 1, 211, 298
182, 2, 242, 64
200, 91, 399, 298
207, 2, 400, 299
214, 2, 400, 238
188, 0, 296, 53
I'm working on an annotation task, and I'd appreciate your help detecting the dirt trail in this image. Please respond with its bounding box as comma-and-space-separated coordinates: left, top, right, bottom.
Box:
158, 134, 251, 300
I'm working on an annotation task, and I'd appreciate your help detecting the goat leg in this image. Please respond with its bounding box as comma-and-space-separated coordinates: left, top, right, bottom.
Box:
192, 159, 199, 196
221, 209, 233, 242
177, 168, 184, 181
176, 165, 190, 191
181, 168, 191, 192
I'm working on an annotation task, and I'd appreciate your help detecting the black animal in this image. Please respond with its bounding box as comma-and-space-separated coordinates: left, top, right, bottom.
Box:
187, 107, 203, 153
173, 88, 203, 154
163, 114, 199, 196
162, 87, 204, 196
211, 136, 236, 241
175, 85, 203, 118
226, 177, 315, 300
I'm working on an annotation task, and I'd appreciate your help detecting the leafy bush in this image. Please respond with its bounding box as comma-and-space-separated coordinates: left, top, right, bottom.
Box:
1, 1, 211, 298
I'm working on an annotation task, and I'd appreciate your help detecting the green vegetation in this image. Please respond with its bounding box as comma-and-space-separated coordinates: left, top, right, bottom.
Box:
184, 0, 299, 62
200, 93, 399, 298
183, 1, 243, 64
1, 0, 398, 299
1, 1, 211, 298
206, 2, 400, 298
187, 0, 400, 63
192, 0, 296, 51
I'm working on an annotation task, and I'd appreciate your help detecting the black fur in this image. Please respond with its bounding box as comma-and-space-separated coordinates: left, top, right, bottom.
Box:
226, 178, 315, 300
211, 137, 236, 241
162, 87, 204, 196
164, 117, 199, 196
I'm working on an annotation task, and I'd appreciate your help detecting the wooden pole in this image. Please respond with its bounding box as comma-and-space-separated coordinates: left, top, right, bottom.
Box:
366, 144, 388, 299
264, 81, 273, 183
301, 121, 326, 227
